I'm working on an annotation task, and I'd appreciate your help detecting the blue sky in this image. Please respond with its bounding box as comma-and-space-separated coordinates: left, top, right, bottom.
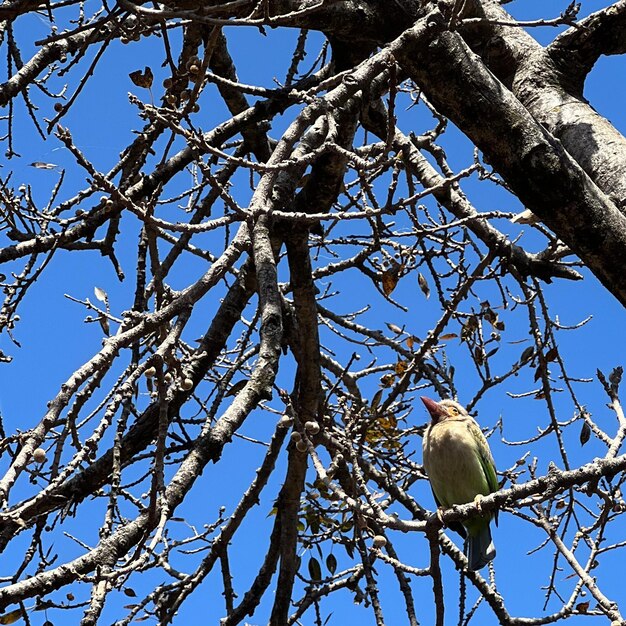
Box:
1, 1, 626, 624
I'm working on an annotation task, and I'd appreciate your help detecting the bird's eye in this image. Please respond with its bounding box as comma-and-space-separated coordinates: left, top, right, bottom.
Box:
449, 407, 459, 415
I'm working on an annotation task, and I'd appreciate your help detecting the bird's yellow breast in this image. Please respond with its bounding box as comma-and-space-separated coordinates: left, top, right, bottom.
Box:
422, 418, 490, 508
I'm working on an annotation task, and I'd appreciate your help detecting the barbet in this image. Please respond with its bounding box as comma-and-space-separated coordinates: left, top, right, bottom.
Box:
421, 396, 498, 571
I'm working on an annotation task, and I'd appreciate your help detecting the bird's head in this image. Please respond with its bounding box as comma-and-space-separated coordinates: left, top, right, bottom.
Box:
420, 397, 468, 424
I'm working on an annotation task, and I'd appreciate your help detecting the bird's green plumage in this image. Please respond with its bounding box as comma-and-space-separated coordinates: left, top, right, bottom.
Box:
421, 397, 498, 571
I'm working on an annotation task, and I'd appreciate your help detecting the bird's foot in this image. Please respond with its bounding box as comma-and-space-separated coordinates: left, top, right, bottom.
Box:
436, 507, 447, 526
473, 494, 484, 515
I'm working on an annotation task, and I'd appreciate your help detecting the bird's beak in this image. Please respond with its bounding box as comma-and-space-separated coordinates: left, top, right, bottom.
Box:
420, 396, 446, 423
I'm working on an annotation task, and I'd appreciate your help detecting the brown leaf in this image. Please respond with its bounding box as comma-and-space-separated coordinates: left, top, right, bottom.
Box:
461, 316, 479, 341
365, 428, 382, 443
381, 270, 399, 296
474, 347, 485, 366
483, 307, 497, 326
545, 347, 558, 362
575, 602, 589, 614
383, 440, 401, 450
380, 373, 395, 388
378, 415, 397, 430
609, 366, 623, 390
440, 333, 458, 341
129, 66, 153, 89
0, 609, 22, 625
394, 360, 408, 375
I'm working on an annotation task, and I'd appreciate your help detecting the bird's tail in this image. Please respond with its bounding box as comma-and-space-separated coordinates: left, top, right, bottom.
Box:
466, 525, 495, 571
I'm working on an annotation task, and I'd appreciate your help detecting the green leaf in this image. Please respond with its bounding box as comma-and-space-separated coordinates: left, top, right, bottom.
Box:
580, 421, 591, 446
371, 390, 383, 411
308, 556, 322, 581
326, 553, 337, 575
343, 541, 354, 559
520, 346, 534, 363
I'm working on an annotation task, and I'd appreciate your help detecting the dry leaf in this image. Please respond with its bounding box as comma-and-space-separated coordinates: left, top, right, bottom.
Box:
381, 270, 399, 296
545, 347, 558, 362
98, 315, 110, 336
394, 360, 408, 375
417, 272, 430, 299
575, 602, 589, 614
378, 415, 397, 430
380, 373, 395, 388
475, 347, 485, 366
461, 316, 479, 341
440, 333, 458, 341
29, 161, 57, 170
483, 306, 504, 330
94, 286, 107, 302
129, 66, 154, 89
0, 609, 22, 625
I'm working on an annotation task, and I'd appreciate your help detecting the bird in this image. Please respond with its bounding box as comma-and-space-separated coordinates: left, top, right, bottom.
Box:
420, 396, 498, 571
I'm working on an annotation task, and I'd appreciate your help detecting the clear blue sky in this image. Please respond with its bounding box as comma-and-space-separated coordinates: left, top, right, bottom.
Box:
2, 1, 626, 624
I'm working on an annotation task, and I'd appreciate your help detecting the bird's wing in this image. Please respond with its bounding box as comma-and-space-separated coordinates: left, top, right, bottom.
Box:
468, 419, 499, 525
